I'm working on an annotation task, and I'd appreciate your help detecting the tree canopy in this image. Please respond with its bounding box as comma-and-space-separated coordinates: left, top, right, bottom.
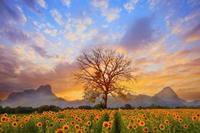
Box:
76, 48, 134, 108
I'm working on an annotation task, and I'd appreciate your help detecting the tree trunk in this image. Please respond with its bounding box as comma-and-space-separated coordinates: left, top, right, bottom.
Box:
103, 92, 108, 108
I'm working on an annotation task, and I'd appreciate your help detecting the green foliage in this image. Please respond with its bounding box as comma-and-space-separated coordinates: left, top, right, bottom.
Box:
123, 104, 132, 109
93, 103, 104, 109
0, 105, 61, 114
94, 113, 110, 133
111, 112, 127, 133
78, 105, 92, 109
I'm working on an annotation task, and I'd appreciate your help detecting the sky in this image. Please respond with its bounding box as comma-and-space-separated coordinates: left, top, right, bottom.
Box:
0, 0, 200, 101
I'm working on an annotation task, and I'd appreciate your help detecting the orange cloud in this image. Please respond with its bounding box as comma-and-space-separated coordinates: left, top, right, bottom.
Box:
1, 43, 200, 101
184, 24, 200, 43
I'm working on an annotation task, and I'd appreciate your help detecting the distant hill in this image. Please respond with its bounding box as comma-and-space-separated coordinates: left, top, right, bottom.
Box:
0, 85, 199, 108
0, 85, 89, 108
108, 86, 200, 107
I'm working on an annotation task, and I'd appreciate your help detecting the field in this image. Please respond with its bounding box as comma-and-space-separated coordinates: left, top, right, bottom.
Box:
0, 109, 199, 133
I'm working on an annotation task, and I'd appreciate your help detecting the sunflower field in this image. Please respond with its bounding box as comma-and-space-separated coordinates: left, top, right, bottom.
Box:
0, 109, 199, 133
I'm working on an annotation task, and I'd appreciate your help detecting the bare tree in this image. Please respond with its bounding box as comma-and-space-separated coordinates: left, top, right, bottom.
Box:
75, 48, 134, 108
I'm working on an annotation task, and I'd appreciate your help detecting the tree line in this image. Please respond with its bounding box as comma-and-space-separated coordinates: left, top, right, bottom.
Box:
1, 104, 199, 114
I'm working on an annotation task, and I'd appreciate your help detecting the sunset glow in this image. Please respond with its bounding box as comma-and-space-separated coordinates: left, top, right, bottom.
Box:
0, 0, 200, 101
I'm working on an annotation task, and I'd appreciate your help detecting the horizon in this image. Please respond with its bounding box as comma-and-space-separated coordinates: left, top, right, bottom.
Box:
0, 84, 195, 102
0, 0, 200, 102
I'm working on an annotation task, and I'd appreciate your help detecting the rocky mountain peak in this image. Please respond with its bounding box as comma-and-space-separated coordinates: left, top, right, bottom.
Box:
154, 86, 180, 101
36, 84, 53, 94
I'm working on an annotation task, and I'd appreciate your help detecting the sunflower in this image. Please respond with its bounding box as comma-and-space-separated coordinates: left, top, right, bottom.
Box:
133, 125, 137, 129
138, 121, 145, 126
153, 127, 157, 132
3, 113, 8, 117
49, 123, 54, 127
143, 127, 148, 132
45, 120, 49, 124
159, 124, 165, 130
12, 122, 18, 128
75, 124, 80, 130
103, 121, 109, 128
12, 115, 16, 119
36, 122, 42, 128
127, 123, 133, 129
24, 118, 29, 123
164, 120, 169, 125
82, 126, 87, 132
71, 121, 75, 125
86, 121, 91, 126
192, 116, 197, 121
76, 129, 83, 133
183, 124, 188, 129
62, 124, 69, 130
94, 116, 99, 121
55, 128, 64, 133
142, 114, 146, 118
178, 118, 183, 123
1, 117, 7, 122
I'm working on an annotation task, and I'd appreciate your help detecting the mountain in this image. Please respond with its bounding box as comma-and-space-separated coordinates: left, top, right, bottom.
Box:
0, 85, 88, 108
152, 87, 185, 107
0, 85, 199, 108
108, 87, 199, 108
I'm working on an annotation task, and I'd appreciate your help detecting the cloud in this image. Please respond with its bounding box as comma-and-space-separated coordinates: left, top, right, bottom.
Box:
64, 16, 97, 43
148, 0, 161, 10
147, 0, 200, 45
92, 0, 120, 22
89, 30, 123, 45
22, 0, 40, 13
177, 88, 200, 100
184, 23, 200, 43
121, 40, 200, 100
38, 0, 47, 8
121, 16, 155, 49
31, 45, 50, 58
65, 29, 97, 43
0, 0, 27, 25
148, 0, 181, 11
62, 0, 71, 7
0, 46, 20, 82
102, 8, 120, 22
0, 45, 79, 99
22, 0, 47, 11
1, 26, 30, 43
124, 0, 139, 13
50, 9, 63, 25
162, 7, 200, 46
44, 27, 58, 36
92, 0, 108, 9
16, 6, 27, 24
166, 8, 200, 37
1, 43, 200, 101
0, 0, 29, 44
